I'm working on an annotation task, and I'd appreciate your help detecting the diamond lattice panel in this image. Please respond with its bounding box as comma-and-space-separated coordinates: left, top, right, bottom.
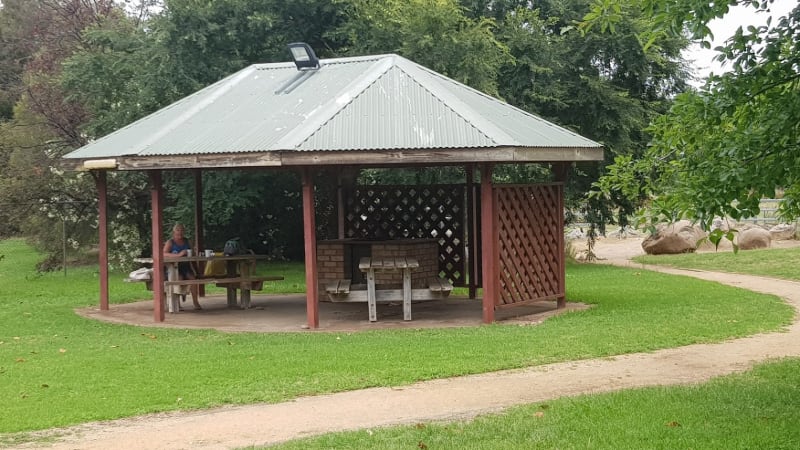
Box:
344, 185, 467, 286
495, 184, 564, 305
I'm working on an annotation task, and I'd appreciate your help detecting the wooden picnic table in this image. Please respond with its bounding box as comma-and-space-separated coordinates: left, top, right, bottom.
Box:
358, 257, 419, 322
134, 254, 276, 312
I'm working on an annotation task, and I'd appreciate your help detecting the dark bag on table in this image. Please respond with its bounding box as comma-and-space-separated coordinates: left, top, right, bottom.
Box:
223, 238, 244, 256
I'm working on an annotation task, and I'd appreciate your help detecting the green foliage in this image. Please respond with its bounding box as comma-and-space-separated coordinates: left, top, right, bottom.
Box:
494, 1, 689, 229
60, 16, 190, 139
53, 1, 351, 263
162, 171, 306, 259
161, 0, 345, 70
0, 0, 126, 266
587, 1, 800, 229
582, 0, 767, 44
0, 0, 29, 122
331, 0, 512, 95
0, 102, 97, 260
358, 167, 470, 185
272, 358, 800, 449
0, 239, 791, 433
1, 0, 692, 266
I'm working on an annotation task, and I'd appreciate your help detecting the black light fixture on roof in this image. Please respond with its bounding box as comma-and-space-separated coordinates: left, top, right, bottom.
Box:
287, 42, 320, 71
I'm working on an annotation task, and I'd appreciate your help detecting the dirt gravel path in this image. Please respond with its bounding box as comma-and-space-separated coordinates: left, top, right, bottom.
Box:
13, 239, 800, 450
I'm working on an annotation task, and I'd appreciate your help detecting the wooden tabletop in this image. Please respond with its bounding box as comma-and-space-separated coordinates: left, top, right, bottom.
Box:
134, 254, 269, 264
358, 257, 420, 271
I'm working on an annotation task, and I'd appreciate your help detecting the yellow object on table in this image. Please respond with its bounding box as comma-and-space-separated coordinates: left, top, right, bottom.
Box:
204, 259, 228, 277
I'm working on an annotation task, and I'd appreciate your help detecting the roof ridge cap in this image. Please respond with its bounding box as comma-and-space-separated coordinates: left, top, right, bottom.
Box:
252, 54, 400, 70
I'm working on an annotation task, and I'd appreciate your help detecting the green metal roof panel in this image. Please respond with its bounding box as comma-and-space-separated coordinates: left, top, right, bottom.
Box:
64, 54, 600, 160
398, 59, 599, 149
298, 65, 496, 151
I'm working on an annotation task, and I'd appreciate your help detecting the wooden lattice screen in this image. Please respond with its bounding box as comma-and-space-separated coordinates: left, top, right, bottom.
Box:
494, 184, 564, 306
343, 185, 467, 286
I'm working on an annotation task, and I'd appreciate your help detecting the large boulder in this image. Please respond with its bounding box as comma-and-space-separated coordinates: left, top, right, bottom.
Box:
738, 227, 772, 250
565, 228, 586, 240
769, 223, 796, 240
711, 217, 737, 232
642, 220, 706, 255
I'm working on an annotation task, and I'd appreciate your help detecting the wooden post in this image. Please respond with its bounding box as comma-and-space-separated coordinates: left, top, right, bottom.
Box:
95, 170, 110, 311
366, 268, 377, 322
465, 165, 477, 299
337, 172, 345, 240
194, 169, 205, 297
402, 267, 412, 321
552, 162, 570, 183
150, 170, 165, 322
551, 164, 568, 307
302, 168, 319, 329
480, 164, 496, 323
556, 183, 566, 308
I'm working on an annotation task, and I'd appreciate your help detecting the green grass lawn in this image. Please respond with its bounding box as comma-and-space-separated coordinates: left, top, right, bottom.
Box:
633, 246, 800, 281
270, 358, 800, 449
0, 238, 793, 434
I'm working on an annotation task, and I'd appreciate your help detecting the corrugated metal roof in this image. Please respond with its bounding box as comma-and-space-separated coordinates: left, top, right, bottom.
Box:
64, 54, 600, 160
298, 65, 496, 150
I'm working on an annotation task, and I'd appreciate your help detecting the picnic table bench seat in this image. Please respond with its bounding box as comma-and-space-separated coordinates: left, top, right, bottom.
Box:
166, 275, 283, 311
325, 277, 453, 302
164, 275, 283, 289
325, 279, 352, 295
126, 272, 284, 311
124, 277, 153, 291
427, 277, 454, 294
124, 275, 284, 289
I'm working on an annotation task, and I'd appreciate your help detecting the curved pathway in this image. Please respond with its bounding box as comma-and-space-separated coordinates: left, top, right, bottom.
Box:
15, 257, 800, 449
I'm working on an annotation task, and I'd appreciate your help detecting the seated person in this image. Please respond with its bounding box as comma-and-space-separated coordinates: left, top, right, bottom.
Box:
163, 223, 201, 310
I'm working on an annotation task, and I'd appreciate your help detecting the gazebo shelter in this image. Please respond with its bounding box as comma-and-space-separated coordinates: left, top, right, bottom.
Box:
63, 52, 602, 328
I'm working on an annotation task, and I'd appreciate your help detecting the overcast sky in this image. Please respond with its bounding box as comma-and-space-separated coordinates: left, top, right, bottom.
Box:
684, 1, 796, 85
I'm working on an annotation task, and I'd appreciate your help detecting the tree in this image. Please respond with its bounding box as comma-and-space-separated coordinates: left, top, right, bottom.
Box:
0, 1, 126, 267
0, 0, 694, 265
58, 0, 351, 262
331, 0, 512, 96
491, 1, 689, 231
339, 0, 689, 205
589, 1, 800, 232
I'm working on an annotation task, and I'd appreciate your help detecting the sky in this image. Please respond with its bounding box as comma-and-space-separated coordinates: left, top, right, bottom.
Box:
684, 0, 796, 85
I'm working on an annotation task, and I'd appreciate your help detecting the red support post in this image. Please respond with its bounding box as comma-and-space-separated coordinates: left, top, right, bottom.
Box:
302, 168, 319, 329
95, 170, 110, 310
480, 164, 496, 323
336, 172, 345, 240
551, 162, 570, 184
556, 183, 566, 308
194, 169, 205, 297
465, 165, 477, 299
150, 170, 165, 322
552, 164, 568, 308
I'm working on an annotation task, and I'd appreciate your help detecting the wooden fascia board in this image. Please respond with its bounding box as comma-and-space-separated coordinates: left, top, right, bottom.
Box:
64, 146, 603, 171
277, 147, 604, 166
61, 159, 87, 171
115, 153, 282, 170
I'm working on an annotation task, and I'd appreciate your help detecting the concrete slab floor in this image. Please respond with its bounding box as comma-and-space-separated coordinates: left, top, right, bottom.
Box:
76, 295, 589, 333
